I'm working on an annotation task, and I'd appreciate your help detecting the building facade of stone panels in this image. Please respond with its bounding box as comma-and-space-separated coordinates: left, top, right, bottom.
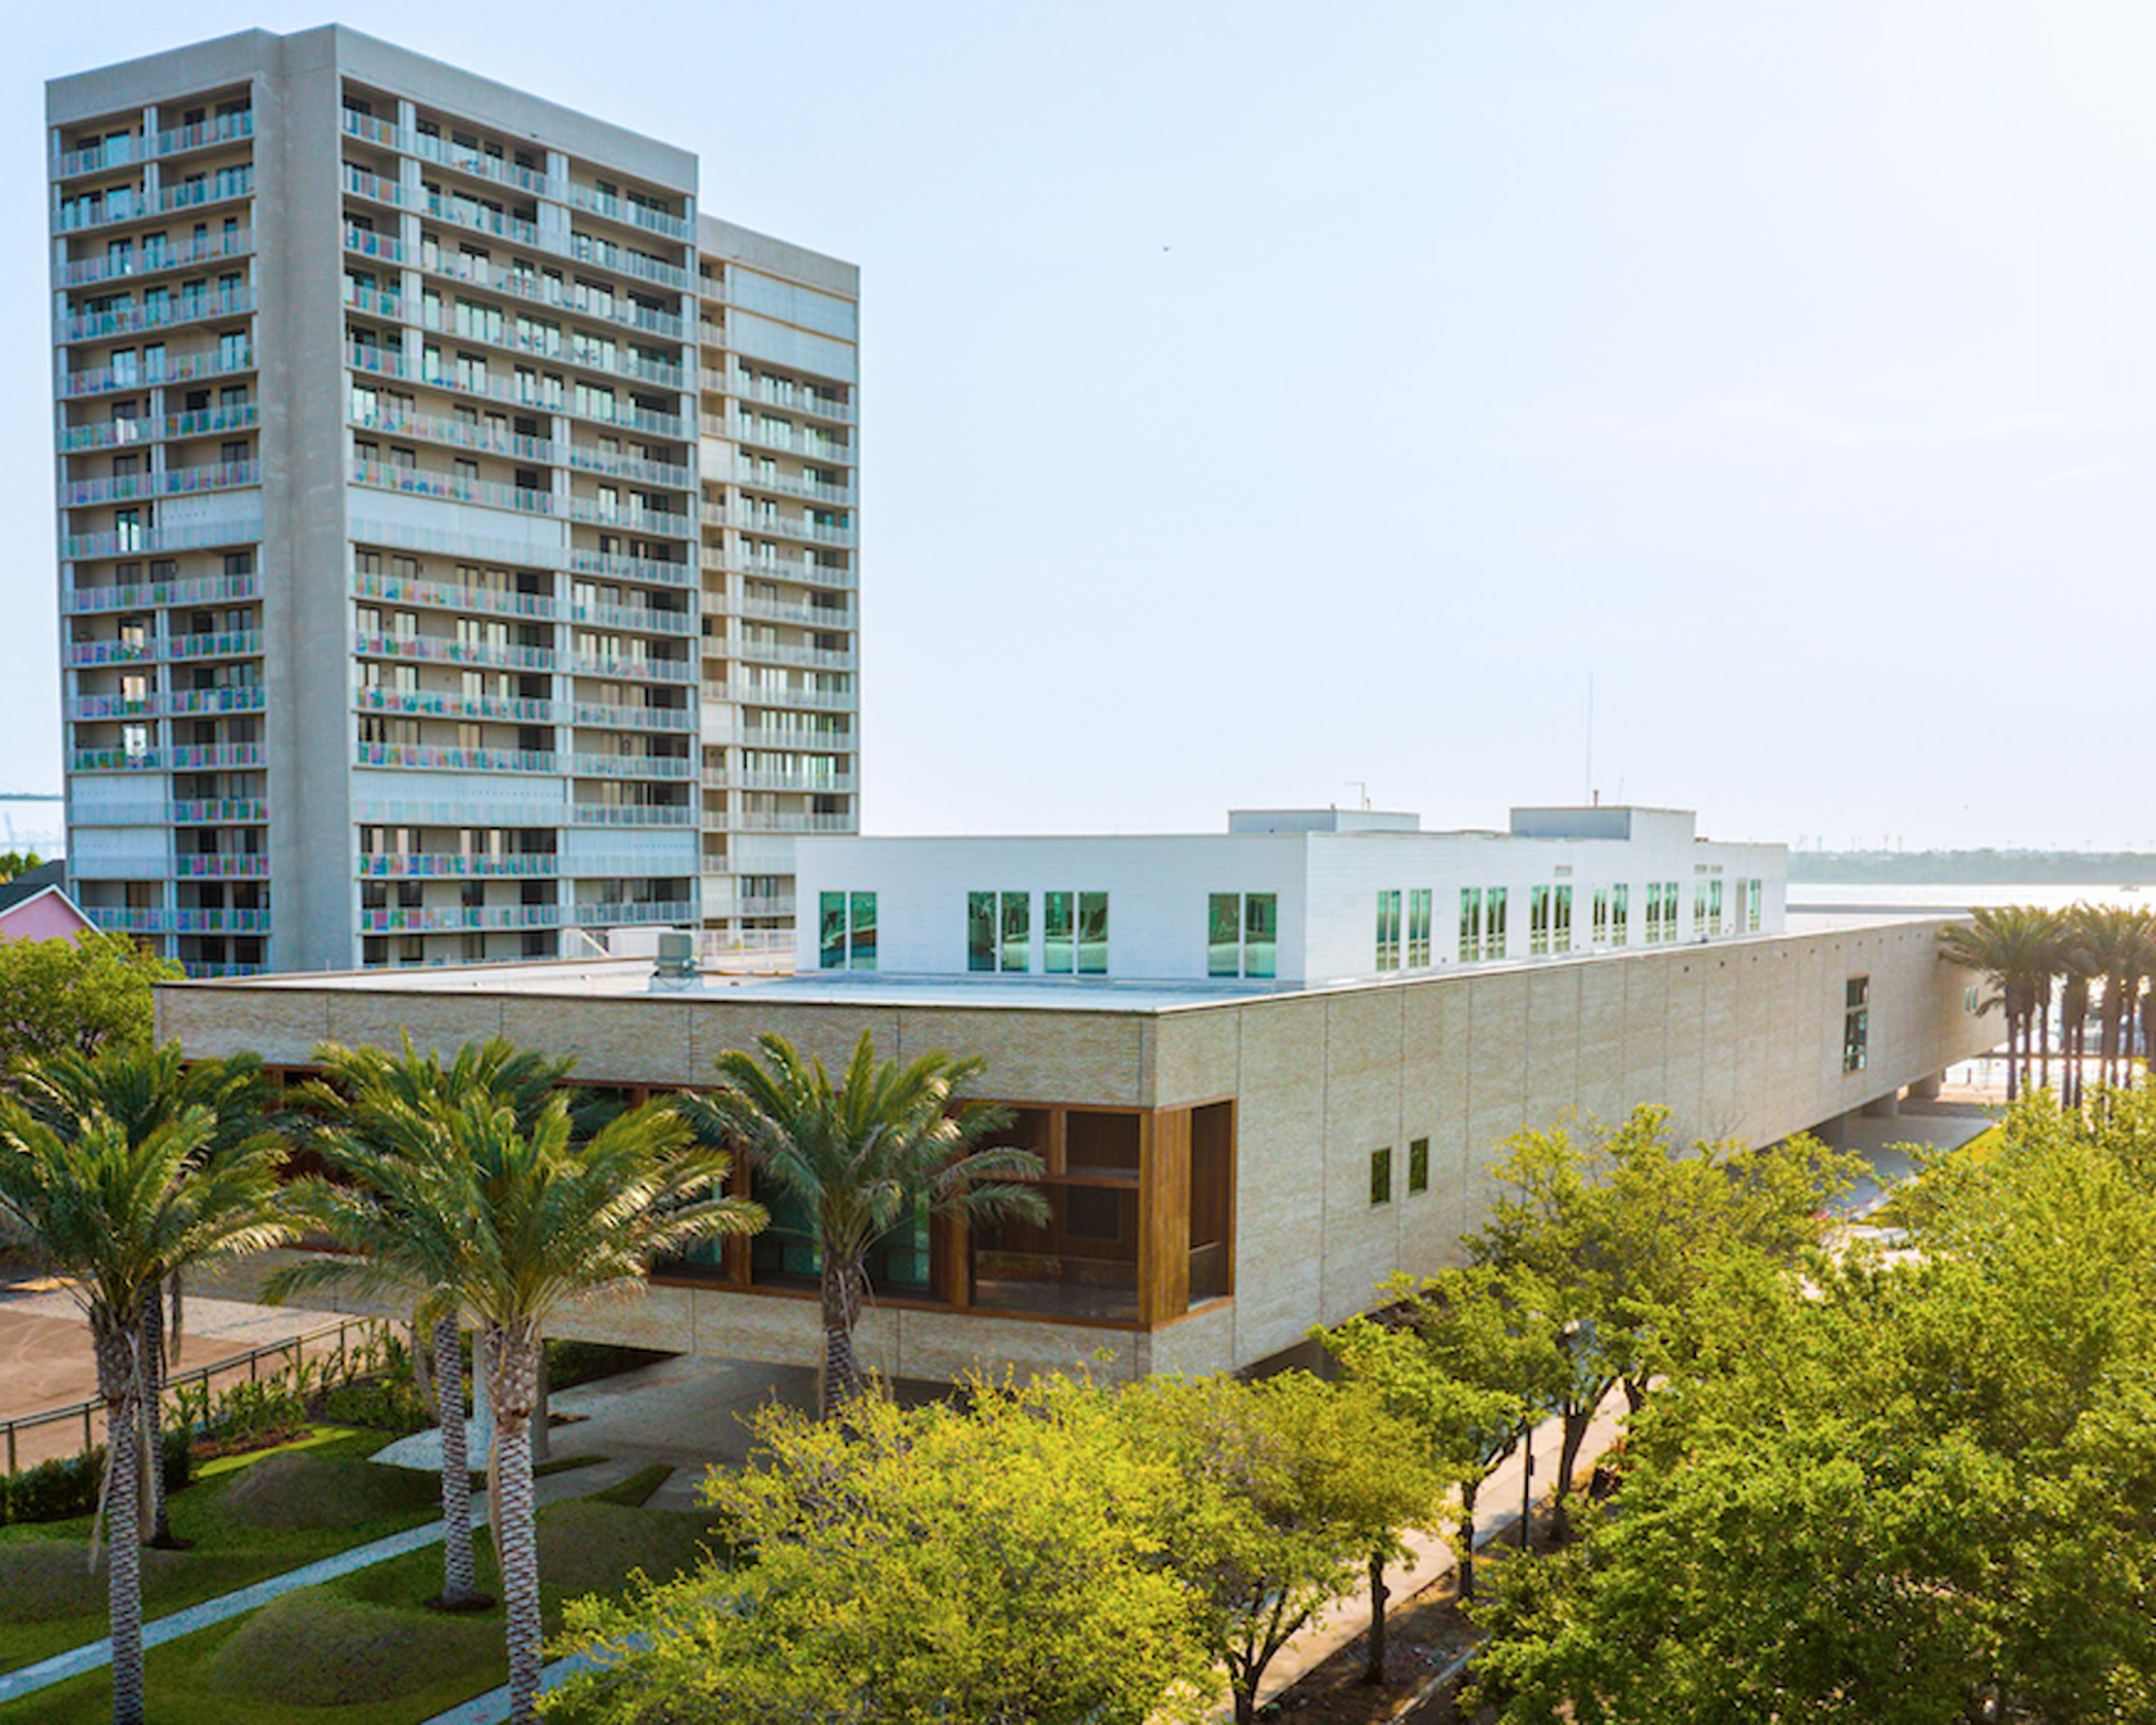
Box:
156, 915, 1997, 1381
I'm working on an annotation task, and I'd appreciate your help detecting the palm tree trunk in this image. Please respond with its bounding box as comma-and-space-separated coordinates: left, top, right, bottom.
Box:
818, 1256, 867, 1418
432, 1315, 481, 1608
2038, 992, 2051, 1093
138, 1287, 168, 1547
94, 1315, 147, 1725
485, 1321, 543, 1725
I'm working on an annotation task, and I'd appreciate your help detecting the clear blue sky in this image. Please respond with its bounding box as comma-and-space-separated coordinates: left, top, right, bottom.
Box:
9, 2, 2156, 852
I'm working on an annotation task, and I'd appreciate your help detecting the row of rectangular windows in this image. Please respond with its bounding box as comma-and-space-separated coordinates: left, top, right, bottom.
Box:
1370, 1138, 1432, 1205
968, 891, 1109, 976
1379, 878, 1767, 971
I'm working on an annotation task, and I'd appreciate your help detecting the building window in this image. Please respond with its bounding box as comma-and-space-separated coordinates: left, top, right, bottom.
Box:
1592, 887, 1609, 947
1487, 886, 1508, 959
1844, 976, 1870, 1073
969, 891, 1030, 973
1408, 1137, 1429, 1194
1035, 891, 1109, 975
1375, 890, 1402, 971
1369, 1146, 1392, 1207
819, 889, 876, 970
1407, 888, 1431, 968
1647, 881, 1678, 945
1459, 887, 1483, 962
1611, 882, 1629, 945
1209, 892, 1279, 979
1744, 877, 1762, 934
1531, 885, 1552, 956
1693, 877, 1710, 939
1044, 890, 1074, 974
1554, 884, 1572, 951
1077, 892, 1109, 975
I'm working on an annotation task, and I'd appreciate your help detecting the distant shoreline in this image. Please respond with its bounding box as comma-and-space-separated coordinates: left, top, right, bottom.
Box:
1791, 852, 2156, 887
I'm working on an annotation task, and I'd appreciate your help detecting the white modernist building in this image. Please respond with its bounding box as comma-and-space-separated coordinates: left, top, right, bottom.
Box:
791, 806, 1787, 985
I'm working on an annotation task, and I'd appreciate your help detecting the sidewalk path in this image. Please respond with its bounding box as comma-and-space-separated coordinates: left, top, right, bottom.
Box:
0, 1458, 640, 1707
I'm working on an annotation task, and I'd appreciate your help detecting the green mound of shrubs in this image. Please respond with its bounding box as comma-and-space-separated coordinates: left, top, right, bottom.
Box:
217, 1451, 438, 1532
200, 1591, 495, 1706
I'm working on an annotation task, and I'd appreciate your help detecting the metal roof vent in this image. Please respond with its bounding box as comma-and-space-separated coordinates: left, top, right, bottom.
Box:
650, 930, 700, 992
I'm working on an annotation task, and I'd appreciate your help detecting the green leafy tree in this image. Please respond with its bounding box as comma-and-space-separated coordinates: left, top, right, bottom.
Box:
0, 930, 180, 1074
282, 1035, 581, 1607
12, 1041, 277, 1545
270, 1087, 759, 1725
0, 848, 43, 883
682, 1031, 1047, 1416
0, 1093, 287, 1725
1126, 1371, 1438, 1724
1470, 1092, 2156, 1724
1324, 1263, 1529, 1606
553, 1372, 1216, 1724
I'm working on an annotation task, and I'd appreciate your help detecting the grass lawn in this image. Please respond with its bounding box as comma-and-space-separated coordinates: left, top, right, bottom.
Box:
0, 1475, 725, 1725
0, 1427, 445, 1676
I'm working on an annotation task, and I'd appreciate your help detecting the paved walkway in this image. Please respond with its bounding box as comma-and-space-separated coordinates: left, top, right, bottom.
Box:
0, 1455, 647, 1708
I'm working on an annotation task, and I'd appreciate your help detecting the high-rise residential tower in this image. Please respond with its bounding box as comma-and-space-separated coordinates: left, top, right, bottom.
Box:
48, 26, 860, 975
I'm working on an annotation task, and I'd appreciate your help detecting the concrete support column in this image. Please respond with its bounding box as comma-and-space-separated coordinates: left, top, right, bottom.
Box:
1861, 1093, 1900, 1120
1907, 1071, 1945, 1102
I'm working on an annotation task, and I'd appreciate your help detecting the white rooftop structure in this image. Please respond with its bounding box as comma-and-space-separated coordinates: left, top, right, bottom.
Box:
792, 805, 1787, 988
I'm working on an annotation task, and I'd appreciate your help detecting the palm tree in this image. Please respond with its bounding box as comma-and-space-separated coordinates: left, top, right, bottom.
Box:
270, 1085, 759, 1725
12, 1042, 277, 1546
287, 1036, 581, 1608
2058, 914, 2095, 1112
683, 1032, 1049, 1417
1939, 906, 2067, 1099
0, 1095, 287, 1725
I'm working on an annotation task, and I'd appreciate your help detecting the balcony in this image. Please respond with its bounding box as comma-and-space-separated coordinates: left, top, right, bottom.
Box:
729, 638, 857, 673
54, 190, 148, 234
56, 228, 254, 289
568, 442, 693, 489
61, 402, 258, 451
52, 134, 143, 180
568, 900, 695, 926
718, 508, 857, 550
357, 852, 560, 879
567, 804, 695, 828
61, 460, 259, 508
342, 165, 412, 210
350, 400, 555, 466
344, 343, 691, 440
343, 225, 407, 266
734, 592, 856, 630
567, 701, 696, 734
156, 170, 255, 217
356, 687, 557, 726
86, 906, 169, 932
736, 724, 856, 752
173, 908, 271, 934
353, 568, 559, 623
168, 630, 264, 661
154, 111, 255, 158
61, 518, 264, 560
715, 549, 855, 590
341, 111, 550, 200
350, 458, 553, 518
169, 798, 266, 823
58, 286, 255, 342
355, 742, 558, 774
567, 652, 695, 683
564, 180, 693, 243
173, 854, 270, 879
66, 639, 157, 667
359, 903, 563, 932
414, 243, 689, 341
416, 299, 689, 394
722, 414, 857, 467
722, 811, 857, 834
353, 632, 554, 673
732, 892, 798, 919
565, 496, 695, 539
61, 344, 254, 399
715, 367, 856, 425
424, 192, 541, 249
167, 686, 266, 717
567, 599, 696, 637
567, 547, 695, 589
70, 747, 162, 773
567, 754, 695, 780
64, 569, 259, 614
702, 768, 858, 794
716, 682, 857, 713
726, 465, 857, 507
341, 281, 405, 321
169, 743, 264, 769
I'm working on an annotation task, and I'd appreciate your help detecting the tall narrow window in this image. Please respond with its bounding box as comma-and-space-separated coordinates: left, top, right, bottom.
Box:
1044, 890, 1075, 974
1369, 1147, 1392, 1207
1487, 887, 1509, 959
1408, 1137, 1429, 1194
1408, 888, 1432, 967
1459, 887, 1483, 961
1611, 882, 1629, 945
1843, 976, 1870, 1073
819, 890, 846, 970
1592, 888, 1610, 947
1747, 877, 1762, 933
847, 892, 876, 969
1000, 891, 1030, 973
1077, 892, 1109, 975
1530, 884, 1552, 956
967, 891, 997, 973
1554, 884, 1573, 951
1376, 890, 1402, 971
1709, 878, 1724, 935
1245, 892, 1277, 979
1208, 893, 1240, 978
